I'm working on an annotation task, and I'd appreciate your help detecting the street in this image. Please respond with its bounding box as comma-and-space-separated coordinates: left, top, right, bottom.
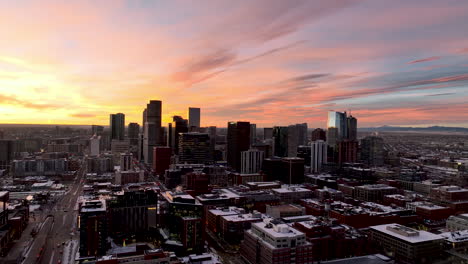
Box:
6, 162, 85, 264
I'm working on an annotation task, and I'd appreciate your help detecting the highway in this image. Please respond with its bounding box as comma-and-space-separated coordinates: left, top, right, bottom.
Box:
22, 161, 85, 264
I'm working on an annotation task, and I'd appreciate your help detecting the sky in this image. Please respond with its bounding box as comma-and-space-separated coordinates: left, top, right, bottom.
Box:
0, 0, 468, 128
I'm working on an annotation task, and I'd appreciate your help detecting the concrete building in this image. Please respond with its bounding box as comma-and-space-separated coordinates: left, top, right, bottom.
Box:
227, 122, 250, 172
369, 224, 443, 263
240, 220, 313, 264
361, 136, 385, 166
79, 199, 109, 257
143, 100, 163, 164
178, 133, 212, 164
90, 135, 100, 156
355, 184, 398, 202
241, 149, 264, 174
311, 140, 327, 173
153, 146, 171, 176
188, 107, 201, 129
110, 113, 125, 141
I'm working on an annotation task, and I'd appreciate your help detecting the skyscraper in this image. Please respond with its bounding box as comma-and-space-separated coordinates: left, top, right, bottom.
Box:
347, 115, 358, 141
327, 111, 348, 142
178, 132, 212, 164
172, 116, 189, 154
110, 113, 125, 141
143, 100, 163, 164
127, 123, 140, 140
361, 136, 384, 166
250, 123, 257, 146
311, 140, 327, 173
273, 126, 288, 157
188, 107, 201, 129
263, 127, 273, 140
241, 149, 264, 174
227, 121, 250, 172
287, 123, 308, 157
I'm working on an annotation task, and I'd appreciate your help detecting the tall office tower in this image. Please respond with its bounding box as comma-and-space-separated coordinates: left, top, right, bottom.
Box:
327, 111, 348, 141
281, 157, 305, 184
172, 116, 189, 154
287, 125, 299, 157
167, 123, 174, 149
91, 125, 104, 136
272, 126, 288, 157
120, 153, 133, 171
250, 124, 257, 146
347, 115, 358, 141
263, 127, 273, 140
89, 135, 100, 156
297, 145, 311, 166
127, 123, 140, 141
143, 100, 162, 164
361, 136, 384, 166
153, 146, 171, 176
227, 121, 251, 172
179, 132, 212, 164
0, 140, 13, 170
311, 140, 327, 173
287, 123, 308, 157
338, 140, 358, 164
188, 107, 201, 130
297, 123, 308, 145
208, 126, 217, 156
79, 200, 109, 257
326, 127, 339, 147
311, 128, 326, 141
0, 130, 4, 140
241, 149, 265, 174
110, 113, 125, 140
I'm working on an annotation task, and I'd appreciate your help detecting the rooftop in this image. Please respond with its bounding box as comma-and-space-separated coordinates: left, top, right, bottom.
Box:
370, 224, 443, 244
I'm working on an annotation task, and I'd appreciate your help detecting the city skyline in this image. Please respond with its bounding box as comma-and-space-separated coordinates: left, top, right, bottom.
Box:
0, 0, 468, 127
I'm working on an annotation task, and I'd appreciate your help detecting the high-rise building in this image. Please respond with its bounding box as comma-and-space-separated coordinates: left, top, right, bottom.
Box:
227, 122, 251, 172
249, 124, 257, 146
272, 126, 288, 157
120, 153, 133, 171
188, 107, 201, 129
361, 136, 384, 166
172, 116, 189, 154
153, 146, 171, 176
179, 133, 212, 164
241, 149, 265, 174
287, 123, 308, 157
326, 127, 339, 147
79, 200, 109, 257
263, 127, 273, 140
127, 123, 140, 141
0, 140, 14, 170
143, 100, 163, 164
281, 157, 305, 184
110, 113, 125, 141
327, 111, 348, 142
311, 140, 327, 173
89, 135, 100, 156
311, 128, 326, 141
338, 140, 358, 164
347, 115, 358, 141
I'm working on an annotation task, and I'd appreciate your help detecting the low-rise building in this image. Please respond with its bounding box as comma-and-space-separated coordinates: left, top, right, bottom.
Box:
369, 224, 444, 263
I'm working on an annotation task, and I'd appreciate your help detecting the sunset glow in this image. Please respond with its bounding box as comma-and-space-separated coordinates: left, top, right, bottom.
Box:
1, 0, 468, 127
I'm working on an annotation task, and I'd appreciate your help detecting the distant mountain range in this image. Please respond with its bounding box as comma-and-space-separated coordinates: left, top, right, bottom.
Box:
359, 126, 468, 133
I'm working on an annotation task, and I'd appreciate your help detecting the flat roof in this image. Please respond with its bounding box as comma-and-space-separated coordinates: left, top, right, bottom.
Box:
370, 224, 443, 244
